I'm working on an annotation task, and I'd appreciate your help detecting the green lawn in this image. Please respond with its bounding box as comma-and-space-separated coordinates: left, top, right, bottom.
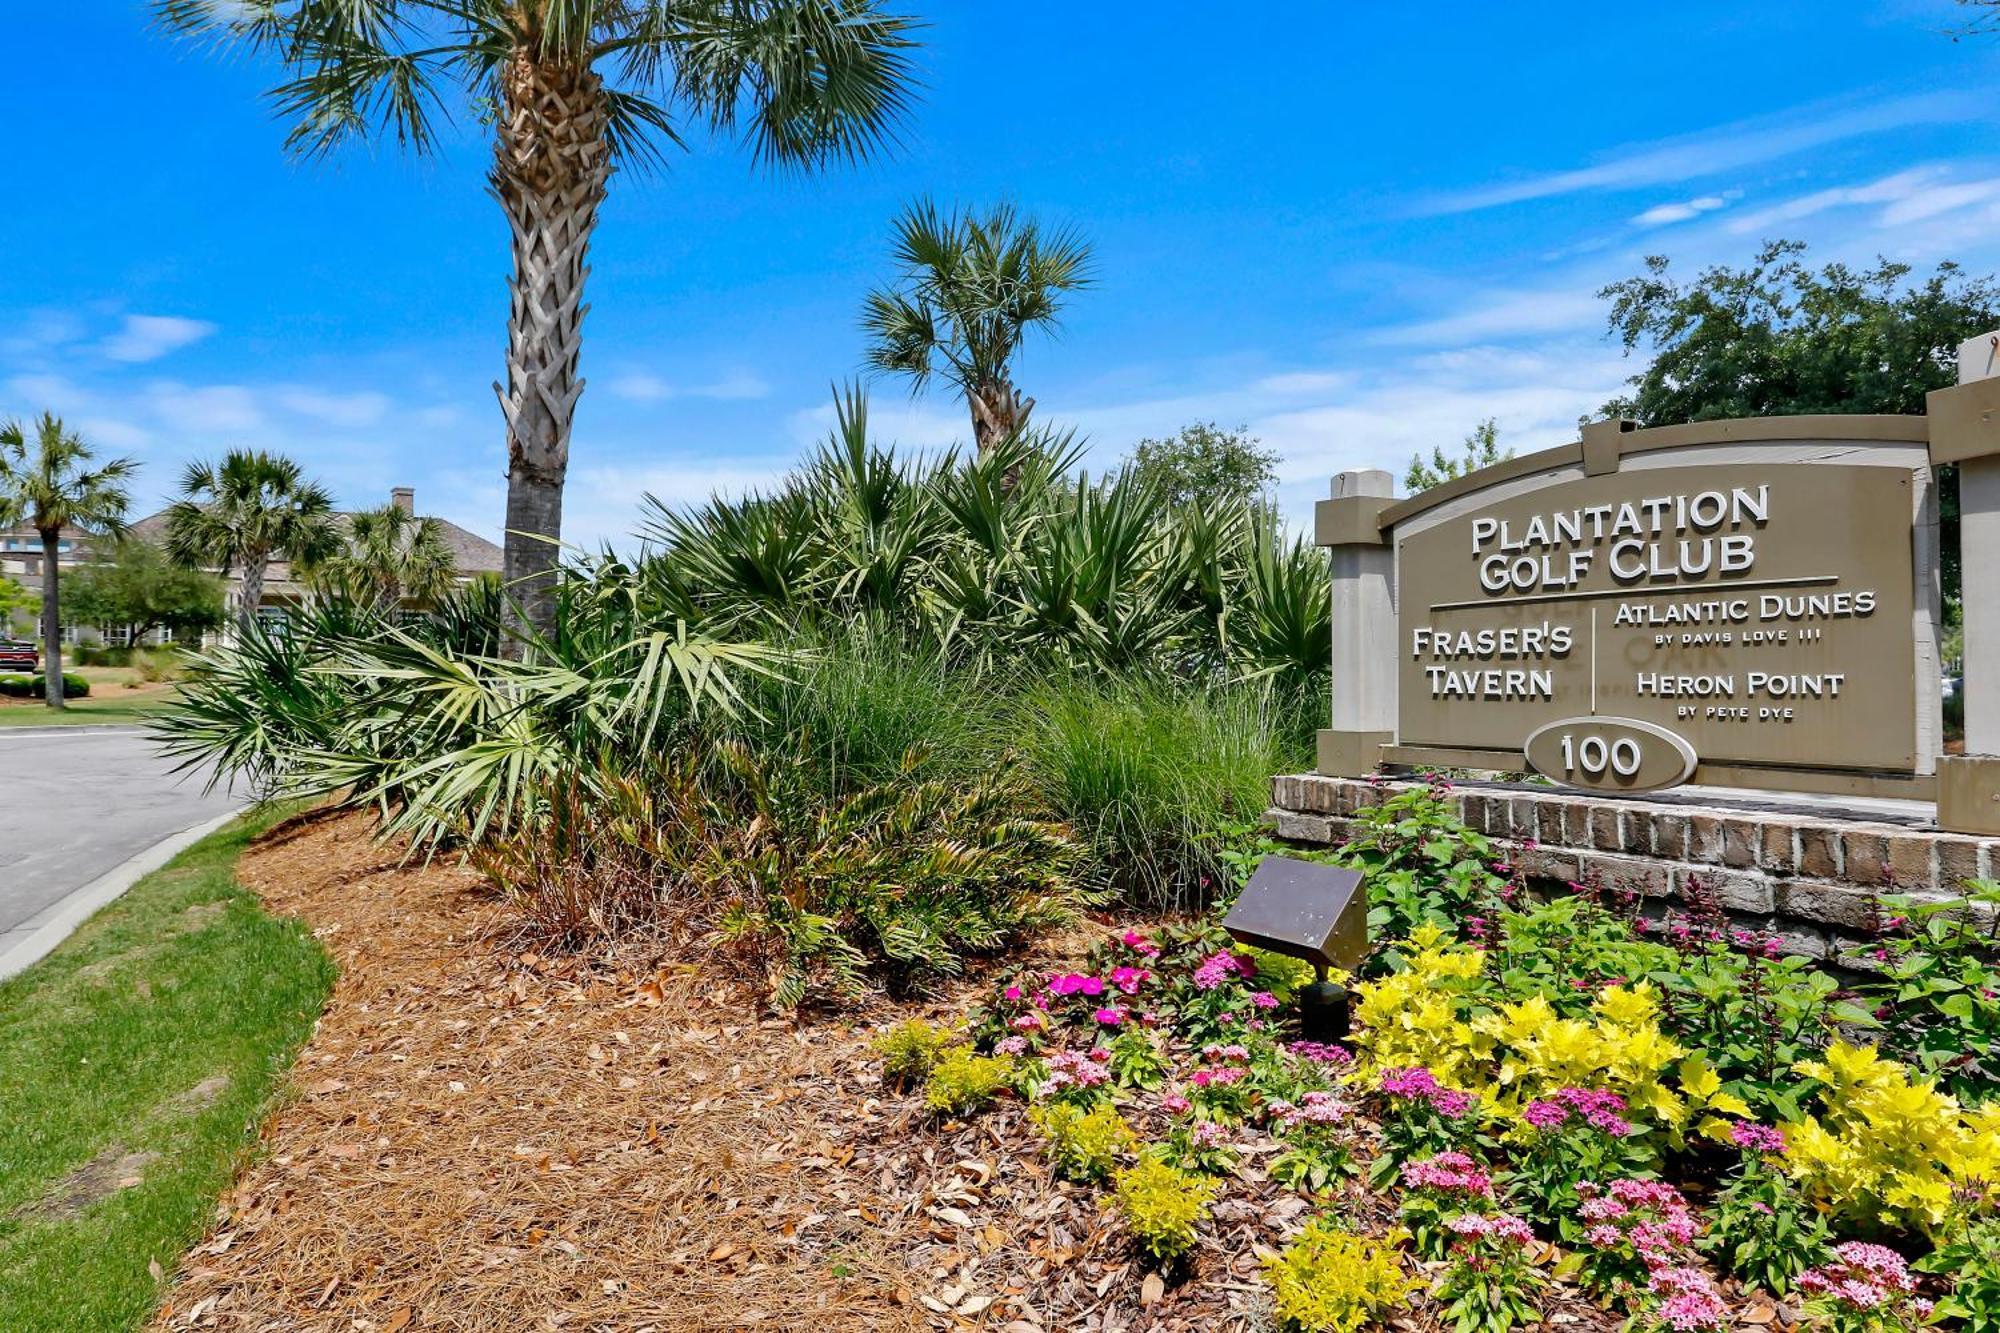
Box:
0, 809, 334, 1331
0, 690, 177, 728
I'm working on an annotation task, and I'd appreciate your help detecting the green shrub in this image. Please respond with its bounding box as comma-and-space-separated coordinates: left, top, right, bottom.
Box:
874, 1019, 952, 1087
1030, 1101, 1134, 1183
1262, 1219, 1417, 1333
1016, 676, 1306, 908
0, 673, 88, 698
711, 743, 1084, 1006
1111, 1153, 1216, 1261
134, 646, 184, 683
923, 1047, 1012, 1116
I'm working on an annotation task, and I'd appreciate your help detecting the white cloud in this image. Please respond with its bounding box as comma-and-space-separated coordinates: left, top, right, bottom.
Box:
1422, 91, 1973, 215
608, 373, 674, 402
606, 370, 771, 404
75, 416, 153, 451
1369, 288, 1605, 347
1631, 193, 1734, 228
99, 314, 217, 364
1255, 371, 1350, 394
276, 387, 391, 428
145, 382, 264, 433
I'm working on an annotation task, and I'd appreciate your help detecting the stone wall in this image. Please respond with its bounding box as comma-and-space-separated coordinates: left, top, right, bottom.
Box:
1268, 773, 2000, 960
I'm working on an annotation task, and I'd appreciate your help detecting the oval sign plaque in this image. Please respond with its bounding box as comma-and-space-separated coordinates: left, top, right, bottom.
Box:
1523, 716, 1698, 794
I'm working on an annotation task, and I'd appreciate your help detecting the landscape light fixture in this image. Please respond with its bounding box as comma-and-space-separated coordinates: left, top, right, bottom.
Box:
1220, 855, 1368, 1043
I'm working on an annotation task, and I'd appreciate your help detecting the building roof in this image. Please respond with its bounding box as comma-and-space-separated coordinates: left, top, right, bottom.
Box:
126, 487, 504, 578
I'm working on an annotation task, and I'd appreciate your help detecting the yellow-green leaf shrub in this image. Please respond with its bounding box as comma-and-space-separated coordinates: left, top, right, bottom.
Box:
1262, 1219, 1417, 1333
1784, 1041, 2000, 1231
1112, 1154, 1216, 1261
874, 1018, 951, 1086
924, 1047, 1012, 1116
1030, 1101, 1134, 1183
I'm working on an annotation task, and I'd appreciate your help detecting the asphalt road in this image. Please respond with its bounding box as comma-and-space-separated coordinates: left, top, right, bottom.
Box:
0, 727, 241, 952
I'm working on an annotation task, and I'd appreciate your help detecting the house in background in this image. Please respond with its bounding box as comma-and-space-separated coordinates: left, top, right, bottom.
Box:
2, 487, 503, 648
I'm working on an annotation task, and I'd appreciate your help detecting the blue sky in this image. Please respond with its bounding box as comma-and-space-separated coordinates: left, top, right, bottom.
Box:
7, 2, 2000, 547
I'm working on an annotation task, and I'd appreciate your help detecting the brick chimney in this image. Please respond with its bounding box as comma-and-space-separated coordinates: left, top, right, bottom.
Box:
391, 486, 415, 514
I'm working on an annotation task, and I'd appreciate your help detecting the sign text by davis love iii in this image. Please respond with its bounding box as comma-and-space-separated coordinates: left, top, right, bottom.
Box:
1395, 464, 1916, 789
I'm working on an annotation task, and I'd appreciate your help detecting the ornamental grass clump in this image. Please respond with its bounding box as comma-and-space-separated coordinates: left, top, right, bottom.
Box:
1030, 1101, 1133, 1184
1435, 1213, 1547, 1333
1112, 1154, 1216, 1262
1261, 1219, 1416, 1333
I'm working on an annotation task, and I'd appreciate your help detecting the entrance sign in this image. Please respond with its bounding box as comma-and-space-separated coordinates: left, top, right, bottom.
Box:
1396, 463, 1918, 777
1316, 415, 1946, 803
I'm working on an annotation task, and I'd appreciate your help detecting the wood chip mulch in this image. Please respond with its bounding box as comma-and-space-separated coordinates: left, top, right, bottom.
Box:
154, 809, 1663, 1333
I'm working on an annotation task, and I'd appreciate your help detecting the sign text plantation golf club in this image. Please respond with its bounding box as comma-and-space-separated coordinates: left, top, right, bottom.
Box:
1397, 462, 1916, 791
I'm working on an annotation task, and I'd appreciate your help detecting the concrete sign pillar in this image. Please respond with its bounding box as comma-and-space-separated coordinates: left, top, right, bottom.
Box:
1314, 469, 1396, 777
1927, 333, 2000, 834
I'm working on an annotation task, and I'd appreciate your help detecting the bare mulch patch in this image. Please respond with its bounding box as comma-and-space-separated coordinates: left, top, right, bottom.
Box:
155, 810, 1640, 1333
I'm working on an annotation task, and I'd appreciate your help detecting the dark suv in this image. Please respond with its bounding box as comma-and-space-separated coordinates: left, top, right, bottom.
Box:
0, 640, 39, 673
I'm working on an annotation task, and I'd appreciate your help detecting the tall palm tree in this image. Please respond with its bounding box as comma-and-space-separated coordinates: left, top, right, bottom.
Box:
0, 415, 138, 709
157, 0, 922, 640
862, 200, 1094, 457
309, 502, 459, 611
164, 450, 340, 633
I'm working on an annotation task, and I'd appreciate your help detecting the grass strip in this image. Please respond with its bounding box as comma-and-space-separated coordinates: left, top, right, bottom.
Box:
0, 807, 333, 1330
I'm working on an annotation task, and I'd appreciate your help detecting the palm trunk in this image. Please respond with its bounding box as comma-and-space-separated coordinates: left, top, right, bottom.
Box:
491, 53, 610, 646
970, 377, 1034, 488
38, 528, 63, 710
238, 553, 266, 636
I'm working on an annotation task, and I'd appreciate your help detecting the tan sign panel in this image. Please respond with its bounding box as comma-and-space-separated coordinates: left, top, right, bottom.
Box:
1395, 464, 1917, 777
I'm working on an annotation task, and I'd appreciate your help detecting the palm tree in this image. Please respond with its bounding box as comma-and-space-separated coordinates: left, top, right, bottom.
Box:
862, 200, 1094, 457
309, 503, 459, 611
0, 415, 138, 709
157, 1, 922, 640
164, 450, 340, 633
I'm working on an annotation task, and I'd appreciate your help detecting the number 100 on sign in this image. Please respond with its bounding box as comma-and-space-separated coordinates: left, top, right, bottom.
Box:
1522, 717, 1698, 793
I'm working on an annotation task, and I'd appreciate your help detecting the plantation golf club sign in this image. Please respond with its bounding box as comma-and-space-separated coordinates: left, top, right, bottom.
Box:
1401, 462, 1916, 788
1318, 417, 1945, 800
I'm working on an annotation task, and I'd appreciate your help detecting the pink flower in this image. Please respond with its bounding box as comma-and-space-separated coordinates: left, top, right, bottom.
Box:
995, 1035, 1028, 1056
1160, 1091, 1190, 1115
1649, 1267, 1727, 1331
1190, 1120, 1230, 1148
1286, 1040, 1353, 1065
1200, 1043, 1250, 1064
1093, 1007, 1125, 1026
1729, 1122, 1787, 1154
1010, 1012, 1044, 1032
1047, 972, 1105, 998
1190, 950, 1255, 991
1250, 991, 1280, 1010
1403, 1151, 1495, 1198
1109, 966, 1151, 995
1002, 985, 1023, 1002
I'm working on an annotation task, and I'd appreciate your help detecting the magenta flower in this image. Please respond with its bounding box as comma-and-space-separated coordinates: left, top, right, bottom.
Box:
1249, 991, 1279, 1010
1092, 1006, 1125, 1027
1729, 1121, 1787, 1154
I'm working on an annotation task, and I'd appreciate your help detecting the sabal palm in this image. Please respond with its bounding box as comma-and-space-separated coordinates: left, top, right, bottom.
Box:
158, 0, 921, 637
0, 415, 138, 708
862, 200, 1094, 455
311, 503, 459, 611
164, 449, 339, 630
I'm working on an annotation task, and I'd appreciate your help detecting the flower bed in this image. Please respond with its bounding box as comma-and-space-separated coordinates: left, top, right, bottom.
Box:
869, 787, 2000, 1333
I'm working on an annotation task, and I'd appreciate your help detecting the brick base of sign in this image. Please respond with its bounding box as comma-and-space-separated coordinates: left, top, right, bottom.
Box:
1267, 774, 2000, 960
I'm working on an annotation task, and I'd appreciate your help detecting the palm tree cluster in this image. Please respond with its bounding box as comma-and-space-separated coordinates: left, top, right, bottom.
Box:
637, 390, 1330, 688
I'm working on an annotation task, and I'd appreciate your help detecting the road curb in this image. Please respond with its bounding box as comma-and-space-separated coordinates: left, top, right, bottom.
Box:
0, 808, 247, 984
0, 725, 149, 740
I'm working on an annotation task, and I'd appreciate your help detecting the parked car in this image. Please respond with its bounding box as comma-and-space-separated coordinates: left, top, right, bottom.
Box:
0, 640, 38, 673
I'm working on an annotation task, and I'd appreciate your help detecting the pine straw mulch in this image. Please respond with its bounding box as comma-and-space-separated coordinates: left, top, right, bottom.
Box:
155, 809, 1720, 1333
